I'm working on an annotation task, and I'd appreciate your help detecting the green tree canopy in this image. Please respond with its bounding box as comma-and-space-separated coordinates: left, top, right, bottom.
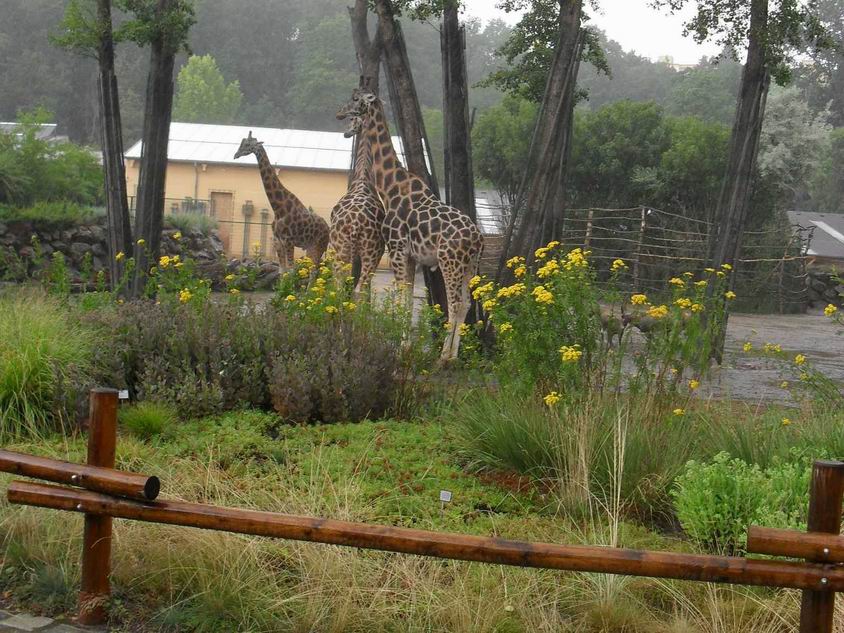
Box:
173, 54, 243, 124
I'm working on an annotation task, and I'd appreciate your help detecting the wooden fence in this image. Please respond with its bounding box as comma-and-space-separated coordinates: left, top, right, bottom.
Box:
2, 389, 843, 631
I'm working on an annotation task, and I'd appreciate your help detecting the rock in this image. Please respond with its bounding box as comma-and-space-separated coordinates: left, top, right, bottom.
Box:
70, 242, 91, 260
0, 222, 7, 235
91, 242, 106, 257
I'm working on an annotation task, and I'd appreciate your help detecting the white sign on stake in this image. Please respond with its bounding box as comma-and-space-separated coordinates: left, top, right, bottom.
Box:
118, 390, 130, 401
439, 490, 453, 503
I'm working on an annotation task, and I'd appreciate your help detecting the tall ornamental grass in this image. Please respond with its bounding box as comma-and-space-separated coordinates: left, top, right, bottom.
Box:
0, 291, 94, 439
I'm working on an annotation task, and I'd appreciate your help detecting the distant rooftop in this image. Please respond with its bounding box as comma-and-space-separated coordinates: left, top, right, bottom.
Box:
788, 210, 844, 261
125, 121, 415, 172
0, 122, 64, 142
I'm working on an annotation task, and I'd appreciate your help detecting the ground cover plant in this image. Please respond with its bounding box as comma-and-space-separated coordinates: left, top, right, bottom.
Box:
0, 241, 842, 631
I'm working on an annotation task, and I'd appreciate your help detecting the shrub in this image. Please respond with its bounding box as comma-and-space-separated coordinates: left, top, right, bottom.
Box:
165, 212, 218, 236
0, 201, 97, 227
119, 401, 178, 440
673, 452, 810, 554
0, 290, 94, 439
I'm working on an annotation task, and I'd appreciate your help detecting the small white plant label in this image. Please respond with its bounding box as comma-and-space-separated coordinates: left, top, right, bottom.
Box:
118, 390, 129, 400
439, 490, 453, 503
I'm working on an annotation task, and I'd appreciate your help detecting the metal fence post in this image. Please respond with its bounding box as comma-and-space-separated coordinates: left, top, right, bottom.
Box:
78, 388, 118, 625
799, 460, 844, 633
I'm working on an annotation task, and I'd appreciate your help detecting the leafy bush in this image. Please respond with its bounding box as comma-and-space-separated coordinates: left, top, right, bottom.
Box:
0, 290, 94, 439
119, 401, 178, 440
673, 452, 810, 554
0, 201, 98, 227
165, 212, 218, 236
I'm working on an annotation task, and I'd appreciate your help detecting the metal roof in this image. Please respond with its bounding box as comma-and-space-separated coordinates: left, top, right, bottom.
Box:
788, 210, 844, 261
125, 122, 411, 172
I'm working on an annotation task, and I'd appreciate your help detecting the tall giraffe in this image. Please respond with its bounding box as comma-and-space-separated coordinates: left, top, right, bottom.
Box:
337, 90, 484, 361
234, 132, 329, 270
328, 115, 386, 293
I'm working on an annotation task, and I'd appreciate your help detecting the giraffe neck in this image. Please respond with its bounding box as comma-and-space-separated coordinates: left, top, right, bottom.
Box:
254, 145, 292, 213
352, 130, 374, 183
364, 103, 406, 198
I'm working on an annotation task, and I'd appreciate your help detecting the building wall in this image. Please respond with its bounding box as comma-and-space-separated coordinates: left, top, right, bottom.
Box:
125, 159, 352, 262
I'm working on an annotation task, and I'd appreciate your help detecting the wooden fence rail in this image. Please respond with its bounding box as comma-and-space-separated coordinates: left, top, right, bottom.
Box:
3, 389, 843, 631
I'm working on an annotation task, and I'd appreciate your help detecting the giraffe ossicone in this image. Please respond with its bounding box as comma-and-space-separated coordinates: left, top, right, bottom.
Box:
234, 131, 329, 271
337, 90, 484, 361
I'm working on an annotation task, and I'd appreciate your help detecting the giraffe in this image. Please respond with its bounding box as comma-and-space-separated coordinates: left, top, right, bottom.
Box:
328, 115, 386, 293
337, 90, 484, 361
234, 132, 329, 270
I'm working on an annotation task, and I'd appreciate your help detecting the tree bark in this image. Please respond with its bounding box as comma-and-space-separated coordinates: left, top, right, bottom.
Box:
497, 0, 585, 279
132, 0, 179, 296
348, 0, 383, 95
375, 0, 448, 314
708, 0, 770, 361
441, 2, 476, 221
95, 0, 132, 292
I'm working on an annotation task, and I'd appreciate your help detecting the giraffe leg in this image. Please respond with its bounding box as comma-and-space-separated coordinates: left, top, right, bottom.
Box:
439, 264, 472, 362
354, 248, 381, 297
275, 240, 293, 273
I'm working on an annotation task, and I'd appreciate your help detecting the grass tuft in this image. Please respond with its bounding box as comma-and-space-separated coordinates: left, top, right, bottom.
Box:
118, 401, 179, 440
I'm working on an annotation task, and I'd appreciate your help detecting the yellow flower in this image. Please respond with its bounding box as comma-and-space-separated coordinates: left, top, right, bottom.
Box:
159, 255, 171, 268
229, 288, 240, 295
285, 295, 297, 302
534, 246, 550, 260
342, 301, 357, 312
537, 259, 560, 278
794, 354, 807, 366
546, 240, 560, 249
472, 281, 495, 301
559, 345, 583, 363
631, 294, 648, 305
497, 283, 526, 299
780, 381, 789, 389
498, 322, 513, 334
506, 256, 525, 269
825, 304, 839, 317
482, 298, 497, 311
673, 408, 685, 416
513, 265, 527, 278
743, 342, 753, 353
175, 261, 184, 269
116, 298, 124, 305
444, 322, 453, 331
725, 291, 737, 300
459, 324, 470, 336
704, 267, 715, 273
721, 263, 733, 270
800, 371, 810, 381
668, 277, 685, 287
688, 379, 700, 390
137, 238, 146, 246
115, 251, 125, 261
781, 418, 792, 426
178, 288, 192, 303
611, 258, 627, 272
683, 272, 694, 278
172, 231, 182, 240
172, 254, 180, 263
469, 275, 482, 288
431, 303, 443, 315
319, 266, 331, 276
564, 248, 589, 269
532, 285, 554, 305
695, 280, 707, 288
225, 274, 236, 282
690, 303, 704, 313
297, 268, 310, 279
647, 304, 668, 319
716, 271, 726, 278
763, 342, 782, 354
325, 305, 339, 315
543, 391, 561, 407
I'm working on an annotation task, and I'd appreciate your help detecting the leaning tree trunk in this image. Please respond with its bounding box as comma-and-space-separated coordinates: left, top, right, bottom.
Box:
96, 0, 132, 293
708, 0, 770, 361
497, 0, 585, 279
349, 0, 382, 95
132, 0, 178, 297
441, 1, 476, 222
375, 0, 448, 315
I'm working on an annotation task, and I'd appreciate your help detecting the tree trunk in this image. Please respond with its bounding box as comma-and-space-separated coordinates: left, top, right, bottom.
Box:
132, 0, 178, 297
497, 0, 584, 278
708, 0, 770, 361
441, 2, 476, 221
348, 0, 382, 95
375, 0, 448, 314
95, 0, 132, 292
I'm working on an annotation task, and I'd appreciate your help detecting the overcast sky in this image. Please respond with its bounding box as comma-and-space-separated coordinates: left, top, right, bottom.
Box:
462, 0, 722, 65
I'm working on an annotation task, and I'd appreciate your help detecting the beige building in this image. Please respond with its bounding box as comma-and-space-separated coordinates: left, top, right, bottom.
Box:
125, 122, 411, 262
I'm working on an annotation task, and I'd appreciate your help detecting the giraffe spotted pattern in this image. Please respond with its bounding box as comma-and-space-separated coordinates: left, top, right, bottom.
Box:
337, 90, 484, 361
234, 132, 329, 270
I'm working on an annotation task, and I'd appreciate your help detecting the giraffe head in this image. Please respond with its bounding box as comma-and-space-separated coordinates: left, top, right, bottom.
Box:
342, 115, 364, 138
233, 131, 262, 159
336, 89, 380, 125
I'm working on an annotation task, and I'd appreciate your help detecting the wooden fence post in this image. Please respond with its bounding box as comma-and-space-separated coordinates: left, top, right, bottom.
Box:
799, 460, 844, 633
78, 388, 118, 625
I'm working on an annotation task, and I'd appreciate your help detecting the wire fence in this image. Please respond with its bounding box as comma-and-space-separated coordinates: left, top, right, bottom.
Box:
480, 206, 814, 314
